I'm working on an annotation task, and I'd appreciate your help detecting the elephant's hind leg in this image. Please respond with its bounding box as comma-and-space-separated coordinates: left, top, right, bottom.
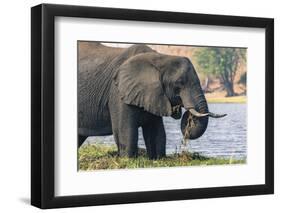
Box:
142, 118, 166, 159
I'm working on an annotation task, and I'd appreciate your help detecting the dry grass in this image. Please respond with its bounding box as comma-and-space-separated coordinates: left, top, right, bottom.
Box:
78, 144, 246, 171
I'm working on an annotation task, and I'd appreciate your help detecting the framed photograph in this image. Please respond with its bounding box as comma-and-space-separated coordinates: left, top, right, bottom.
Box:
31, 3, 274, 209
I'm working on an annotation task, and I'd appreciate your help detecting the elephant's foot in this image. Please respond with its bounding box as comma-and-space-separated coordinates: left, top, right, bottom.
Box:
148, 153, 166, 160
118, 143, 138, 158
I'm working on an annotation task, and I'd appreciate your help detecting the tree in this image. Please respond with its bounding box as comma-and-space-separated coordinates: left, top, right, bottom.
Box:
194, 47, 246, 97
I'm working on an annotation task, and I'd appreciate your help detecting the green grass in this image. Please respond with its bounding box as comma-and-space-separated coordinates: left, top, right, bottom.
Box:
78, 144, 246, 171
207, 95, 246, 103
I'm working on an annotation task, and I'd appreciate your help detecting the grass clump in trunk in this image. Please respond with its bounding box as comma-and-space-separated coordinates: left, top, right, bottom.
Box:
78, 144, 245, 171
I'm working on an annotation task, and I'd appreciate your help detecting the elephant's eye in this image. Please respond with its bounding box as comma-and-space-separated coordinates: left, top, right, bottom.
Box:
175, 78, 184, 86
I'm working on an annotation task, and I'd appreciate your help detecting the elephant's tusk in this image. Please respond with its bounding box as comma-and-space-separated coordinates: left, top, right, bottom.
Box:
188, 109, 227, 118
188, 108, 209, 117
208, 112, 227, 118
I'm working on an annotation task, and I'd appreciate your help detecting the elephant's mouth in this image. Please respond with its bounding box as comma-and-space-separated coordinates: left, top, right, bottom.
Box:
170, 96, 183, 119
171, 104, 182, 119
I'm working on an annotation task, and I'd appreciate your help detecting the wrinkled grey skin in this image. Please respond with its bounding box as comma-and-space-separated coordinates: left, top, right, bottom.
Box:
78, 42, 213, 159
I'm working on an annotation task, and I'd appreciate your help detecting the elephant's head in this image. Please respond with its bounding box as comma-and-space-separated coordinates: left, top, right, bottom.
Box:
114, 51, 226, 139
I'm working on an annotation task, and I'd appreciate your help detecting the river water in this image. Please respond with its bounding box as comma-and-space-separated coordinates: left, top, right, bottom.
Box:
86, 103, 247, 159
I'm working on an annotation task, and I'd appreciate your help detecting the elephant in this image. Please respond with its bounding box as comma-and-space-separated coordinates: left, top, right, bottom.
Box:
78, 42, 226, 159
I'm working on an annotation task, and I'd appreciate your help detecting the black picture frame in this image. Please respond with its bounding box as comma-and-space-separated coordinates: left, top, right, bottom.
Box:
31, 3, 274, 209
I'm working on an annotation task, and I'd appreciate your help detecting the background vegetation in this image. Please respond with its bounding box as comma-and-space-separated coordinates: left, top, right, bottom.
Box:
194, 48, 246, 96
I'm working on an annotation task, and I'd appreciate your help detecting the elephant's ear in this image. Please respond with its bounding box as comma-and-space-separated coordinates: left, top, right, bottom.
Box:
114, 53, 172, 116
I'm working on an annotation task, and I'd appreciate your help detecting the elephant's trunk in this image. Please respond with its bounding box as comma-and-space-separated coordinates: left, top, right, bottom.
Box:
179, 82, 227, 139
179, 85, 209, 139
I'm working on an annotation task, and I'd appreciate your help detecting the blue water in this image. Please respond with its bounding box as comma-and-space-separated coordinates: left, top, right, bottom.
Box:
85, 103, 247, 159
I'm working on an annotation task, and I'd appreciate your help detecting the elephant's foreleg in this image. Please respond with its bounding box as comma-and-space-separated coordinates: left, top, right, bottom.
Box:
111, 111, 139, 157
109, 91, 139, 157
117, 125, 138, 157
142, 126, 155, 159
142, 118, 166, 159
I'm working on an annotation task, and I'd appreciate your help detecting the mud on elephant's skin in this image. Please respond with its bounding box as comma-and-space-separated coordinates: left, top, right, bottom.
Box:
78, 42, 226, 159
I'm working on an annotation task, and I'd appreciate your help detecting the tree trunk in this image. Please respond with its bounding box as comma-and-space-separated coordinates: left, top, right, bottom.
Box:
224, 81, 235, 97
202, 76, 211, 93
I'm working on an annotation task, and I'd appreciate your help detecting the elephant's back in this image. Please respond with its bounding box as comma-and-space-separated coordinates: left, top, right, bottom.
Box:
78, 42, 154, 135
78, 42, 123, 60
78, 42, 123, 134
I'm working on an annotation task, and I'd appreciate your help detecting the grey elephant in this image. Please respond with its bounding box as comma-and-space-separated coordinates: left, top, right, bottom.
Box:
78, 42, 225, 159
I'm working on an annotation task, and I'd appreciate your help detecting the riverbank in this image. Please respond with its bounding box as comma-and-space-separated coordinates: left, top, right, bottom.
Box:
206, 95, 246, 103
78, 144, 245, 170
